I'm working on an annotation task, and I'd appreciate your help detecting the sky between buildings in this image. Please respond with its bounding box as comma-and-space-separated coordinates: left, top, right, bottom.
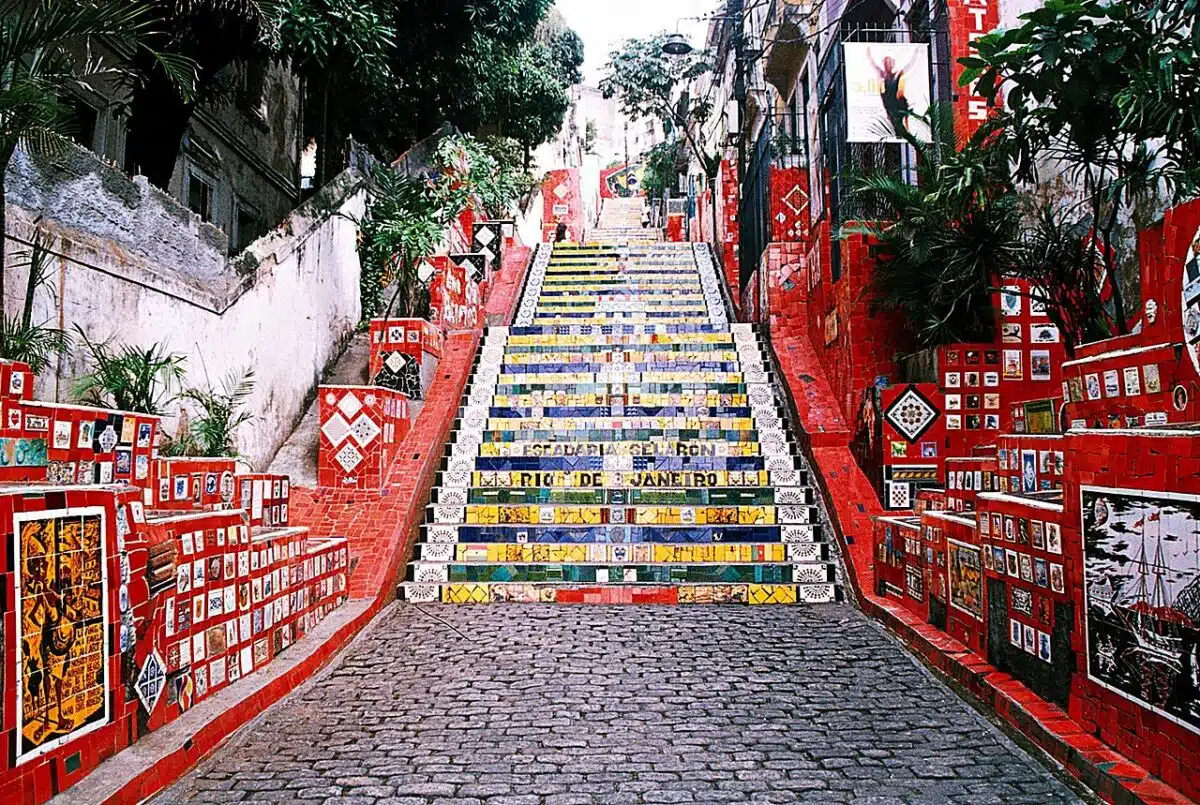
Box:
555, 0, 723, 86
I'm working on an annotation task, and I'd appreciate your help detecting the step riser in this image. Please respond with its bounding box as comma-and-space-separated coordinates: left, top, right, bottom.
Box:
406, 243, 833, 605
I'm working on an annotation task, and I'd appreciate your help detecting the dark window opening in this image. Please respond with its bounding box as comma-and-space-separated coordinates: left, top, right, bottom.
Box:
188, 173, 214, 222
63, 95, 99, 151
233, 204, 262, 253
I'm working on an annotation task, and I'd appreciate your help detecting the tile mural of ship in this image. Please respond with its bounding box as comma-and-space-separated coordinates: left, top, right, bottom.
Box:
1083, 487, 1200, 731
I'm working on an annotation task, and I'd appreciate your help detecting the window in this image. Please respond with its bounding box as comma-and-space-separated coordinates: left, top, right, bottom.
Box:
62, 95, 99, 151
188, 172, 214, 222
232, 202, 262, 254
238, 62, 269, 124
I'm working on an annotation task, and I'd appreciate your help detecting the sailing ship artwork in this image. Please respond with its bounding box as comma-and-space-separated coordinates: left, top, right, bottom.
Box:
1083, 487, 1200, 732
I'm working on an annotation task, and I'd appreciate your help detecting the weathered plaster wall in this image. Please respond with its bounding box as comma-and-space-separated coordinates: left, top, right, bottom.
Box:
4, 147, 366, 471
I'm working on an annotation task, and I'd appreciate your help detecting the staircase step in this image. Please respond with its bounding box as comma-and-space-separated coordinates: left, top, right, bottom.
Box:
403, 581, 839, 605
411, 561, 836, 585
414, 541, 830, 562
404, 239, 836, 605
418, 523, 823, 544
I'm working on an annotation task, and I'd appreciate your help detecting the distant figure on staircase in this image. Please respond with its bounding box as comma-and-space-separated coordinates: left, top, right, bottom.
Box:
555, 219, 568, 243
641, 207, 650, 228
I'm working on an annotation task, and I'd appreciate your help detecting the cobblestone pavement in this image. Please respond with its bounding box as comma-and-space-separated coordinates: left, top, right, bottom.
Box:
156, 604, 1084, 805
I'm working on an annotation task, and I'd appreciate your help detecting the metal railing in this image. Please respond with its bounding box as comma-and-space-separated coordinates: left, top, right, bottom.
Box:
739, 116, 773, 301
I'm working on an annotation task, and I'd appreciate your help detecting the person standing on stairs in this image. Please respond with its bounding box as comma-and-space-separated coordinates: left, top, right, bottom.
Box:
555, 217, 568, 242
641, 206, 650, 228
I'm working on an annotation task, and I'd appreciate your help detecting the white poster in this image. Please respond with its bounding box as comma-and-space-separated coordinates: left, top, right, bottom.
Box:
843, 42, 931, 143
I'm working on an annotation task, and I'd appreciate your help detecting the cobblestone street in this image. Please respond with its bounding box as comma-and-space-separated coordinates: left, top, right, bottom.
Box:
156, 604, 1082, 805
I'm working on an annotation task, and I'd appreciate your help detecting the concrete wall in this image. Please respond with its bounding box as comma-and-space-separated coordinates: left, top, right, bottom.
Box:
4, 145, 366, 470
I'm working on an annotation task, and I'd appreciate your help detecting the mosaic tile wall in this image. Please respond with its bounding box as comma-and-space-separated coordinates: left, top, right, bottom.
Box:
403, 237, 840, 605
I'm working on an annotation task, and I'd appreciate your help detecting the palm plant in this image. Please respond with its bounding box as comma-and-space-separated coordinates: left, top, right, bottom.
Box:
72, 327, 186, 414
162, 367, 254, 456
0, 0, 196, 314
1, 226, 69, 371
355, 165, 444, 321
841, 106, 1022, 348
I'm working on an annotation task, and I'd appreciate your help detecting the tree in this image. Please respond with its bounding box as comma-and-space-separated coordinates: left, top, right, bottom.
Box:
0, 0, 194, 339
600, 33, 716, 230
961, 0, 1200, 342
584, 120, 598, 154
273, 0, 395, 185
123, 0, 270, 188
642, 139, 688, 200
844, 108, 1021, 348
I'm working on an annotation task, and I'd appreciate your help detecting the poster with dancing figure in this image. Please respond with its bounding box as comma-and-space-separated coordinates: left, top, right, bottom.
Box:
14, 508, 109, 762
843, 42, 931, 143
1083, 487, 1200, 733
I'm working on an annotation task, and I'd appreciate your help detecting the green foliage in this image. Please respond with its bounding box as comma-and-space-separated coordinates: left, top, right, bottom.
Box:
1010, 203, 1117, 352
584, 120, 598, 154
642, 139, 688, 199
601, 32, 719, 233
961, 0, 1200, 337
843, 108, 1021, 348
0, 228, 70, 372
600, 33, 711, 131
272, 0, 394, 80
338, 0, 575, 161
442, 134, 536, 218
162, 367, 255, 457
356, 165, 444, 321
0, 0, 195, 321
73, 327, 187, 415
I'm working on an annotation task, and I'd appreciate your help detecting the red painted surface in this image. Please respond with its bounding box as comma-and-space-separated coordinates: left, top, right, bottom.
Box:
665, 213, 685, 242
542, 169, 585, 243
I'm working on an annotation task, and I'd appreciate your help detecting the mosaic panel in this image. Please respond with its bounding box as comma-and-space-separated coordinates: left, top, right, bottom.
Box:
413, 243, 837, 604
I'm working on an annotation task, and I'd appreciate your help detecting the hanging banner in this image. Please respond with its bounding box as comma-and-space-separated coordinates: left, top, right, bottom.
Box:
843, 42, 931, 143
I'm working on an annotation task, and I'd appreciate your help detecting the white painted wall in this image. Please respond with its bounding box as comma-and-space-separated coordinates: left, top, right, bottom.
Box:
5, 167, 366, 471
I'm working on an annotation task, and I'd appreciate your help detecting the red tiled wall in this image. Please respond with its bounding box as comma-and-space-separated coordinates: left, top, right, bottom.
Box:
542, 169, 585, 242
944, 456, 997, 512
665, 213, 685, 242
879, 383, 946, 509
717, 158, 740, 304
150, 457, 237, 511
316, 386, 411, 490
926, 511, 986, 654
1062, 429, 1200, 797
0, 399, 160, 491
428, 256, 484, 333
949, 0, 1001, 133
368, 318, 443, 381
768, 165, 812, 243
873, 516, 927, 621
1060, 200, 1200, 428
994, 434, 1065, 495
234, 473, 292, 528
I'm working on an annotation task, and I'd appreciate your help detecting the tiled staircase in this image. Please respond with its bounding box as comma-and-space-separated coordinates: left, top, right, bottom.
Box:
590, 197, 660, 243
403, 240, 839, 604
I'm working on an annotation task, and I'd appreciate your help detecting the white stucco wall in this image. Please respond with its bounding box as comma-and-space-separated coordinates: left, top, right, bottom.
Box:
5, 166, 366, 471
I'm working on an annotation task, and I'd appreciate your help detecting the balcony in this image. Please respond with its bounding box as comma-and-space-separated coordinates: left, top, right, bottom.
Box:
763, 0, 817, 96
